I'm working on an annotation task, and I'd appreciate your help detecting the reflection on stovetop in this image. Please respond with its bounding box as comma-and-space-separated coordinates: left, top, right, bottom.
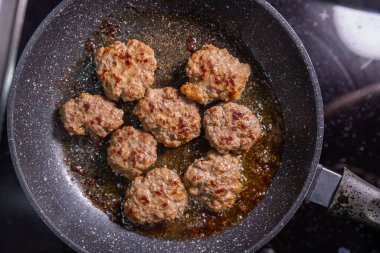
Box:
265, 1, 380, 252
1, 0, 379, 252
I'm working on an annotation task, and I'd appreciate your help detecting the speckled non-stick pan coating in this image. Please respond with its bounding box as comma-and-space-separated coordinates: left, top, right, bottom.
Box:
7, 0, 323, 252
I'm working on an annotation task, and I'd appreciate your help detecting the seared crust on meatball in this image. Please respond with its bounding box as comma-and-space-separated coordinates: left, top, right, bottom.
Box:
183, 151, 242, 212
181, 44, 251, 105
107, 126, 157, 180
124, 167, 188, 224
203, 102, 262, 153
60, 93, 124, 139
133, 87, 201, 147
95, 39, 157, 102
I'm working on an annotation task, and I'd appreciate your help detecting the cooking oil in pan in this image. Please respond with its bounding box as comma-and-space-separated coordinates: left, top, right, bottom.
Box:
59, 9, 284, 239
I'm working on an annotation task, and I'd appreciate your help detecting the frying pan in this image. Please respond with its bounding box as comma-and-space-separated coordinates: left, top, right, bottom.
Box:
7, 0, 380, 252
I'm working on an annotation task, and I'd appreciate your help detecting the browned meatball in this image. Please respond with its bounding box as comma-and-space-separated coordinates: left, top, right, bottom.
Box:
60, 93, 124, 139
181, 44, 251, 105
203, 102, 262, 153
133, 87, 201, 147
124, 167, 188, 224
95, 39, 157, 102
183, 151, 242, 212
107, 126, 157, 180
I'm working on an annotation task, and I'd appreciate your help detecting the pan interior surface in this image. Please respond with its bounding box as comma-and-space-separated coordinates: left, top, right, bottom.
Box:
60, 2, 284, 240
8, 0, 323, 252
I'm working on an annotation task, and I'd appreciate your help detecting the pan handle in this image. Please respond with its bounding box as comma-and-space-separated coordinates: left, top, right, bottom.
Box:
306, 165, 380, 228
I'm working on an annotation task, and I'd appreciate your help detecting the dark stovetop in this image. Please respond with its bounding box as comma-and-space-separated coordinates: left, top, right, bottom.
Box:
1, 0, 379, 252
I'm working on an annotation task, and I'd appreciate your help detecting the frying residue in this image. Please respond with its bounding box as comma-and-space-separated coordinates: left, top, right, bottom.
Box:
59, 9, 284, 239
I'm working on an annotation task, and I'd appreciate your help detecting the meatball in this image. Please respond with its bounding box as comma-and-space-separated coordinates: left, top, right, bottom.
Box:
203, 102, 262, 153
124, 167, 188, 224
60, 93, 124, 139
183, 151, 242, 212
181, 44, 251, 105
133, 87, 201, 147
95, 39, 157, 102
107, 126, 157, 180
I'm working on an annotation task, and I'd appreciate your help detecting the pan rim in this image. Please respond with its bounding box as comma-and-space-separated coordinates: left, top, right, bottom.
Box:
249, 0, 324, 251
7, 1, 88, 252
7, 0, 324, 252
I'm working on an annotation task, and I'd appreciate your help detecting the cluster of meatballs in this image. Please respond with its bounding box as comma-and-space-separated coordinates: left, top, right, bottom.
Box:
60, 39, 262, 225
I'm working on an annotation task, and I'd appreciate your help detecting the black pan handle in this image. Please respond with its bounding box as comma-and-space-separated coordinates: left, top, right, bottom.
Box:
306, 165, 380, 228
